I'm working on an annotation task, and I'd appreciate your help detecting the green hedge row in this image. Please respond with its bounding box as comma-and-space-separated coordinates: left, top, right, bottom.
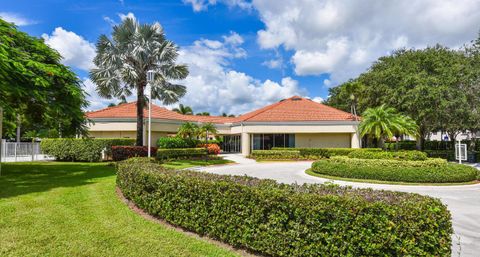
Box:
348, 150, 428, 161
117, 158, 452, 256
311, 156, 478, 183
252, 147, 382, 160
156, 148, 207, 160
41, 138, 135, 162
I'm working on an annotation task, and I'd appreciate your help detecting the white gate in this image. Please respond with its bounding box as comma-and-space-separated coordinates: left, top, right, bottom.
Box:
0, 140, 53, 162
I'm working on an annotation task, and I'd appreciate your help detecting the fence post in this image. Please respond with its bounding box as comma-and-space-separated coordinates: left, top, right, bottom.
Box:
31, 143, 34, 162
14, 142, 17, 162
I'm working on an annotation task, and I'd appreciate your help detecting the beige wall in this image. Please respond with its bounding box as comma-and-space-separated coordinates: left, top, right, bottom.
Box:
88, 130, 136, 138
295, 133, 351, 148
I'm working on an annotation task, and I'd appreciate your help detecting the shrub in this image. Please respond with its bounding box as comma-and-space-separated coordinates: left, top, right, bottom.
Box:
41, 138, 135, 162
424, 150, 456, 161
156, 148, 207, 160
117, 159, 452, 256
250, 150, 301, 160
111, 146, 158, 161
348, 150, 428, 161
157, 137, 199, 149
264, 147, 382, 159
197, 143, 221, 155
311, 156, 478, 183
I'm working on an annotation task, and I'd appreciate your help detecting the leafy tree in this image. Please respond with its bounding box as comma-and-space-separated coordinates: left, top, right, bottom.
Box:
177, 122, 199, 139
359, 105, 418, 148
90, 17, 188, 146
196, 112, 210, 116
173, 104, 193, 115
199, 122, 218, 161
0, 18, 88, 139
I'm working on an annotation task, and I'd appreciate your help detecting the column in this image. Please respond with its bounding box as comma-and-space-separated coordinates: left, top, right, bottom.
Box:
351, 132, 360, 148
241, 132, 250, 156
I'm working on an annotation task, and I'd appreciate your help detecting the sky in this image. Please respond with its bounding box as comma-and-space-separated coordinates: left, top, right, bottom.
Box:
2, 0, 480, 115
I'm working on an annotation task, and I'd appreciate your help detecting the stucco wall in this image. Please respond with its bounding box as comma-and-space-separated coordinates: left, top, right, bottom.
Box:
295, 133, 351, 148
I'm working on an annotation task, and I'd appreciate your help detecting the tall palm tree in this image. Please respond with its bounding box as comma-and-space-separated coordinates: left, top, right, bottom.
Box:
90, 17, 188, 146
177, 122, 199, 139
359, 105, 418, 148
173, 104, 193, 115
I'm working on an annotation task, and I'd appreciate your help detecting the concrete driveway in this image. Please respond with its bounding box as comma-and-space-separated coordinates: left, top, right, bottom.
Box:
195, 154, 480, 257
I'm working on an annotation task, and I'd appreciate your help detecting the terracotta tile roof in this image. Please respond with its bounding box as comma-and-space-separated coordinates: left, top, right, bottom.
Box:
85, 96, 357, 124
234, 96, 357, 122
85, 102, 235, 124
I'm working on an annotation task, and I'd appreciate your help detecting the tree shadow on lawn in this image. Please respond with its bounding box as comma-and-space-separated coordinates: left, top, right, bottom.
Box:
0, 162, 115, 199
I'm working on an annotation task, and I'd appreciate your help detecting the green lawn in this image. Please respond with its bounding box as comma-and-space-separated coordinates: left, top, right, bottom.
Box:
0, 162, 239, 257
161, 159, 233, 169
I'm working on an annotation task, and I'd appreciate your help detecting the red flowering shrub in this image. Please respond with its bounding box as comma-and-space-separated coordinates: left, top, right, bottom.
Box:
197, 143, 221, 155
112, 146, 158, 161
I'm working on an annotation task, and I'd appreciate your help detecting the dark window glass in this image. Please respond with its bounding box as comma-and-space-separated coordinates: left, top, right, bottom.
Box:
286, 134, 295, 148
252, 134, 262, 150
263, 134, 273, 150
274, 134, 285, 148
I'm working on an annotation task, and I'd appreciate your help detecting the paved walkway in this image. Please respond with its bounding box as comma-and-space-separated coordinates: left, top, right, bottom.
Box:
196, 154, 480, 256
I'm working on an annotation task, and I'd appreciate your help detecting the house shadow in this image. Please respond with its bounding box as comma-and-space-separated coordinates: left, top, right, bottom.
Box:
0, 162, 116, 199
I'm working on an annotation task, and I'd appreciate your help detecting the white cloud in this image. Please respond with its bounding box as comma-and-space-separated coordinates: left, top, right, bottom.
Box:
0, 12, 36, 26
42, 27, 96, 71
173, 32, 307, 115
262, 59, 282, 69
311, 96, 324, 103
183, 0, 251, 12
250, 0, 480, 86
119, 12, 135, 21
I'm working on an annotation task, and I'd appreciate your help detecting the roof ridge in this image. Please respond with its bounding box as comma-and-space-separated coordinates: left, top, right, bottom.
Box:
236, 99, 287, 122
308, 99, 357, 118
86, 101, 137, 114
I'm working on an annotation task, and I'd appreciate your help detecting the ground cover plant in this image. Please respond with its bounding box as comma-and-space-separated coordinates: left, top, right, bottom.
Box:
348, 149, 427, 161
0, 162, 237, 257
117, 158, 452, 257
156, 148, 207, 160
251, 147, 381, 160
311, 156, 478, 183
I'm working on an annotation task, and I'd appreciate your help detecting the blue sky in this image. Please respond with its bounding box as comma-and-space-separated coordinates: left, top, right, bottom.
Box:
2, 0, 480, 115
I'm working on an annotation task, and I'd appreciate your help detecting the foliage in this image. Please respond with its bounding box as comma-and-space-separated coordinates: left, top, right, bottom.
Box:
311, 156, 478, 183
172, 104, 193, 115
161, 158, 232, 170
0, 162, 236, 256
250, 150, 301, 160
0, 18, 88, 137
111, 146, 158, 161
90, 17, 188, 146
267, 147, 382, 159
348, 150, 427, 161
176, 122, 199, 139
197, 143, 221, 155
157, 137, 198, 148
156, 148, 207, 160
117, 159, 453, 256
196, 112, 210, 116
41, 138, 135, 162
359, 105, 418, 147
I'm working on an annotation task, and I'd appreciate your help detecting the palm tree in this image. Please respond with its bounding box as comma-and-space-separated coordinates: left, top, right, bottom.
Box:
173, 104, 193, 115
359, 105, 418, 148
90, 17, 188, 146
177, 122, 199, 139
199, 122, 218, 161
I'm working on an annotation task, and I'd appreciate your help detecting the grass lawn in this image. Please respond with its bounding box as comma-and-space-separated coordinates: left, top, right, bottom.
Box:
0, 162, 239, 257
161, 159, 234, 169
305, 168, 479, 186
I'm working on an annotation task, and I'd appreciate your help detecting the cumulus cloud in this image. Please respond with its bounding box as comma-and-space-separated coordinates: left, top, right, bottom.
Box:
119, 12, 135, 21
173, 32, 306, 115
311, 97, 324, 103
42, 27, 96, 71
183, 0, 251, 12
262, 59, 282, 69
0, 12, 36, 26
251, 0, 480, 86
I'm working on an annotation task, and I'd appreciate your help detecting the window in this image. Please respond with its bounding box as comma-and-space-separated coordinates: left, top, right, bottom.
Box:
251, 134, 295, 150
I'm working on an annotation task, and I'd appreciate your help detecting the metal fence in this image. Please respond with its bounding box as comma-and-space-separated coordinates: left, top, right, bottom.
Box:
0, 140, 53, 162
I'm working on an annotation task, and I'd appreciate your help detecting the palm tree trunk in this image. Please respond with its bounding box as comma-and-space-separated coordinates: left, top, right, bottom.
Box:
136, 83, 145, 146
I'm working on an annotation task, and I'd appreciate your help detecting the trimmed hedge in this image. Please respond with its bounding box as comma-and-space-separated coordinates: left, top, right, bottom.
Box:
111, 146, 158, 161
254, 147, 382, 160
348, 150, 428, 161
156, 148, 207, 160
157, 137, 199, 149
41, 138, 135, 162
311, 156, 478, 183
250, 150, 301, 160
117, 158, 452, 256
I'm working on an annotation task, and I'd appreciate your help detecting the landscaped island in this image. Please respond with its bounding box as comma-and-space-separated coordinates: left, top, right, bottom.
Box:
117, 158, 452, 256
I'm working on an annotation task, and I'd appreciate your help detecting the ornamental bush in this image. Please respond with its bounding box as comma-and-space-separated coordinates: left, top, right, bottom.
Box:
111, 146, 158, 161
250, 150, 301, 160
117, 158, 452, 256
156, 137, 199, 149
41, 138, 135, 162
259, 147, 382, 160
311, 156, 478, 183
348, 150, 428, 161
197, 143, 221, 155
156, 148, 207, 160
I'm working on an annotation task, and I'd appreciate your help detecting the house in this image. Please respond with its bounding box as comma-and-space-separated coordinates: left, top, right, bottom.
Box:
86, 96, 361, 156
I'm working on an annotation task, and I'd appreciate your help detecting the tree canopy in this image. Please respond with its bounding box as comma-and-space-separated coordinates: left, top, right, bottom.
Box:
0, 18, 88, 138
